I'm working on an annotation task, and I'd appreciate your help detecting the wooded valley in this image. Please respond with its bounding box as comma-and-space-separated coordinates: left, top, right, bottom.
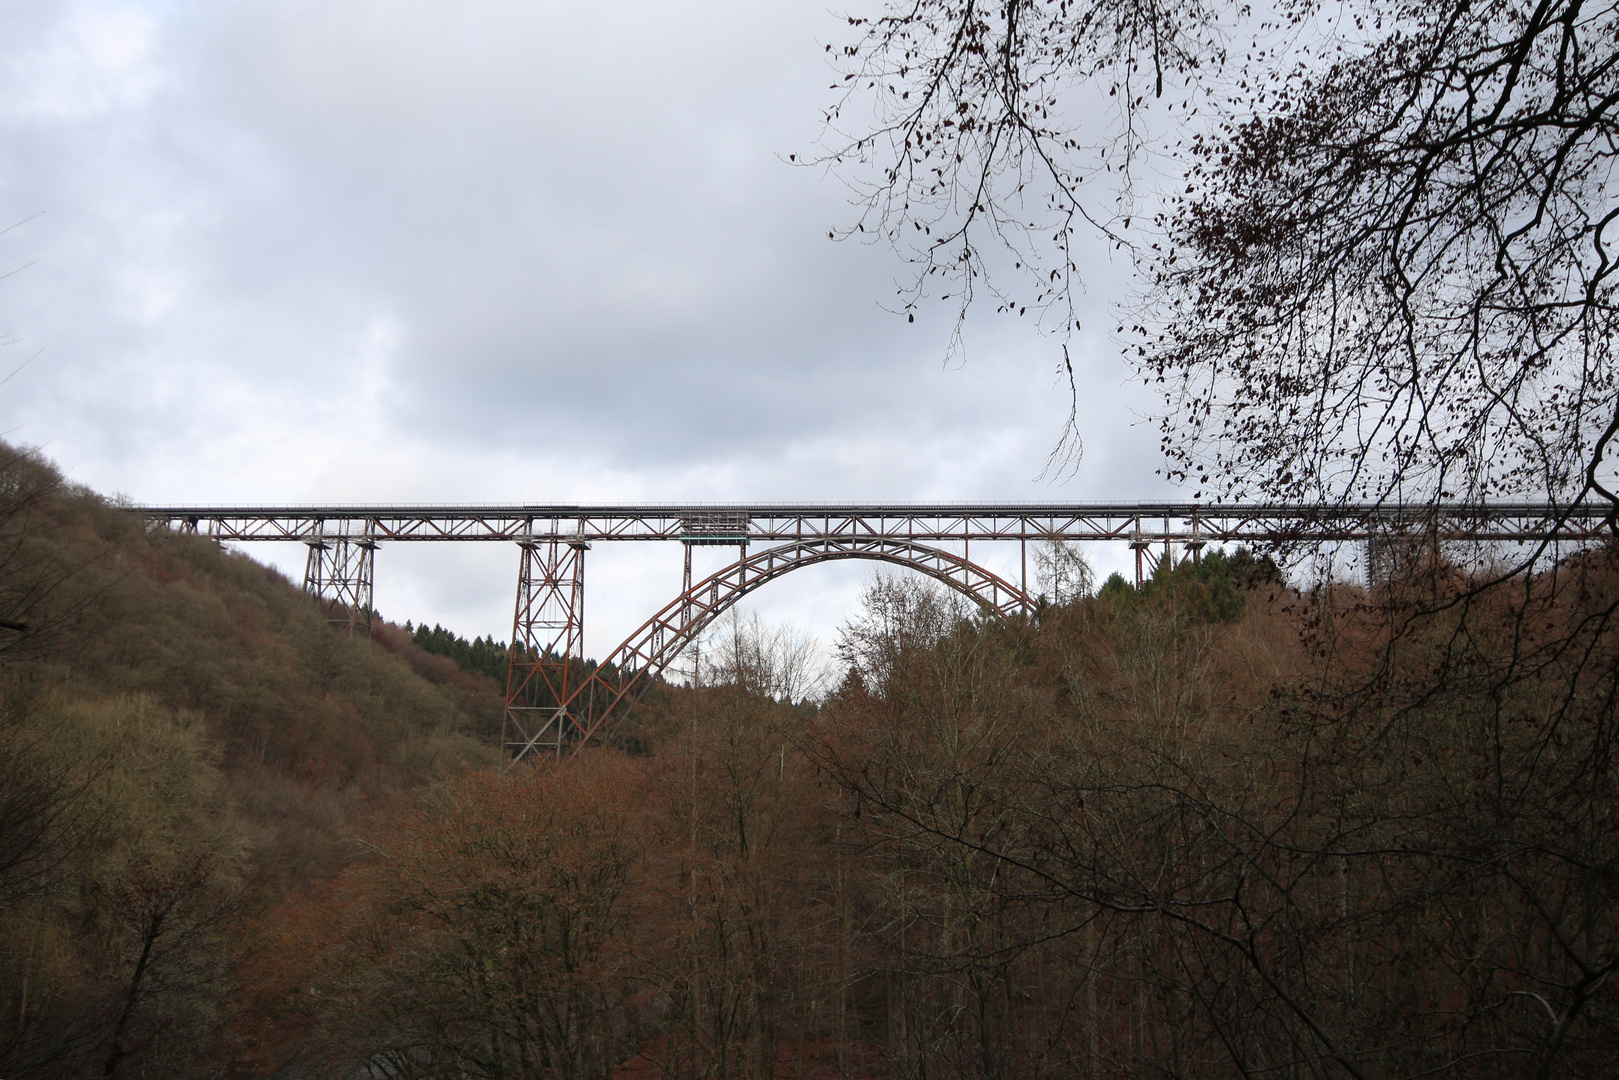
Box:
1, 441, 1615, 1079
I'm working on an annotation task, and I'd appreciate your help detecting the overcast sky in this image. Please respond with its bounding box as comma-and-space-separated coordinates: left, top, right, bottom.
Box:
0, 0, 1177, 662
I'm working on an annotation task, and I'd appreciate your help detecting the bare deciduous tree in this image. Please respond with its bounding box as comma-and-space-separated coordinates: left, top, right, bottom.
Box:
835, 573, 976, 701
825, 0, 1619, 517
699, 610, 826, 704
1033, 539, 1094, 605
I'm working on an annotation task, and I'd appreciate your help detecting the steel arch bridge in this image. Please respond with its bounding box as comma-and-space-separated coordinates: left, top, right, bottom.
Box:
127, 500, 1612, 762
506, 536, 1030, 760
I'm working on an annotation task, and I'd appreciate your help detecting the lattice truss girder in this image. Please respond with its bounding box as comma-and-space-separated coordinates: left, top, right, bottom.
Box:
504, 537, 1031, 763
167, 501, 1608, 767
503, 538, 591, 760
135, 502, 1612, 545
302, 538, 376, 637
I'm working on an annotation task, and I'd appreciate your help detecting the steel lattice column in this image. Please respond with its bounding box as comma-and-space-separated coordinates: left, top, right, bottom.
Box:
1129, 518, 1158, 588
302, 538, 376, 637
504, 537, 591, 763
680, 541, 700, 687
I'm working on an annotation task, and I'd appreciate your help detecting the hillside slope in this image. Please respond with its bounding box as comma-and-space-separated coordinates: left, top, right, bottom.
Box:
0, 444, 503, 1078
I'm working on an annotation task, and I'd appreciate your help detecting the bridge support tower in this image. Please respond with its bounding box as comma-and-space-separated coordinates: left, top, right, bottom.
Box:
303, 537, 376, 637
1130, 523, 1158, 588
1130, 514, 1205, 587
676, 512, 750, 689
503, 535, 591, 759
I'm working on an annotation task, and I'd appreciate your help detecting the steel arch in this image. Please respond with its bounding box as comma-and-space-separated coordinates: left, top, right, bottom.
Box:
522, 536, 1031, 760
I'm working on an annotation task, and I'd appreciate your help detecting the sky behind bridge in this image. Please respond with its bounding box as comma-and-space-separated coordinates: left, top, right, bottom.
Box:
0, 0, 1176, 663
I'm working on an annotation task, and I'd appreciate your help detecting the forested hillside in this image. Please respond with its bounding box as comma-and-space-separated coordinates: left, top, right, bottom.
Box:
406, 621, 510, 683
3, 442, 1617, 1079
242, 552, 1619, 1079
0, 444, 502, 1077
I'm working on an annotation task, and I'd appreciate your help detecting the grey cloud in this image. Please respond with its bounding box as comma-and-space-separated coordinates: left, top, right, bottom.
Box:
0, 0, 1174, 645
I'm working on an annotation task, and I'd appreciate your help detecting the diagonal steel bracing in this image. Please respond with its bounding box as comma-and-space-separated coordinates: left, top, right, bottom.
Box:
130, 501, 1614, 545
503, 537, 592, 760
129, 500, 1613, 765
517, 536, 1032, 763
302, 537, 376, 637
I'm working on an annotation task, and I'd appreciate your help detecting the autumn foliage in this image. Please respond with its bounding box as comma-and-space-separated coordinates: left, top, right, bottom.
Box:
0, 444, 498, 1078
4, 444, 1618, 1077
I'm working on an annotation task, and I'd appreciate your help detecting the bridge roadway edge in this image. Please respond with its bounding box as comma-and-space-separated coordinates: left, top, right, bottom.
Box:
124, 501, 1612, 544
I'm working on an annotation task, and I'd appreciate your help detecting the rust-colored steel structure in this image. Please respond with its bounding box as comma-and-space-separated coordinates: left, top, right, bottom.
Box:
140, 501, 1611, 762
504, 536, 592, 759
301, 537, 376, 637
553, 536, 1033, 750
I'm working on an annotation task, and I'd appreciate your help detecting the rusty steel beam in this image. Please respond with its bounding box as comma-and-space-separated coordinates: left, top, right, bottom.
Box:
301, 537, 376, 637
128, 502, 1614, 545
135, 500, 1613, 767
524, 536, 1035, 762
503, 537, 591, 761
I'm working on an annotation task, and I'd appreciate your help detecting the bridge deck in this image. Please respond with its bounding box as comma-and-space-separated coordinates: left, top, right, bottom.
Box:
123, 500, 1615, 761
129, 502, 1612, 544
